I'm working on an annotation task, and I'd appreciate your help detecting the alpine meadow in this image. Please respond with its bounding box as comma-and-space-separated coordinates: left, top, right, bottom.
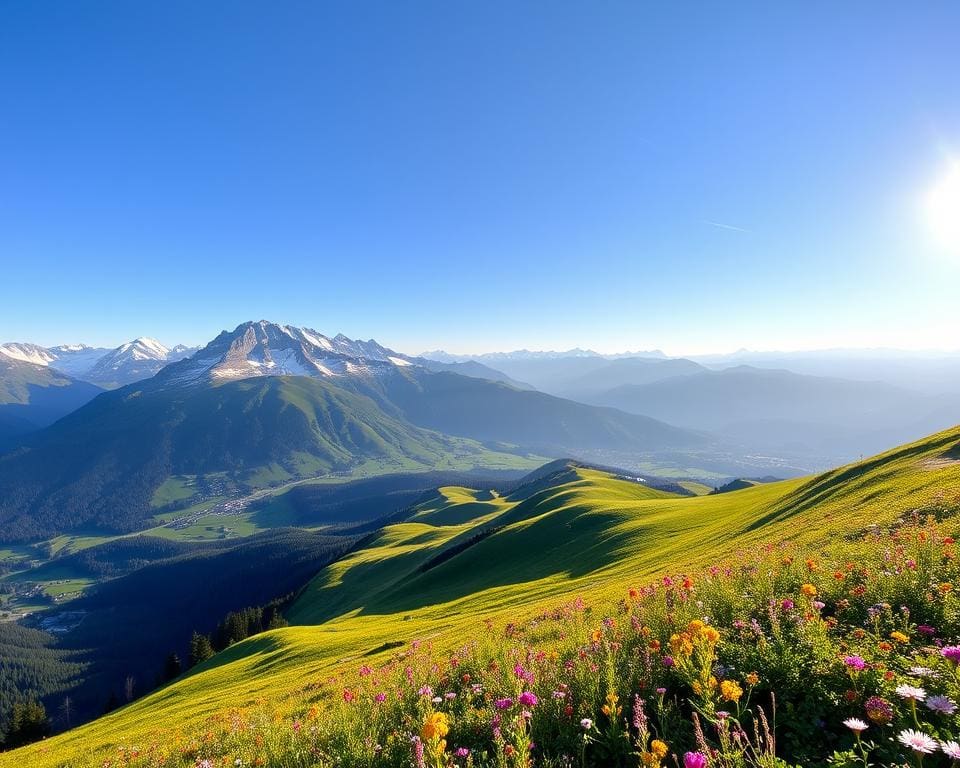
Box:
2, 3, 960, 768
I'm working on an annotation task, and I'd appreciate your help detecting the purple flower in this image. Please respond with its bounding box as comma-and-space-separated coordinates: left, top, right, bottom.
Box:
518, 691, 538, 707
926, 694, 957, 715
941, 646, 960, 664
780, 599, 795, 611
455, 747, 470, 758
662, 655, 675, 668
684, 753, 708, 768
917, 624, 936, 636
844, 655, 867, 671
494, 697, 514, 710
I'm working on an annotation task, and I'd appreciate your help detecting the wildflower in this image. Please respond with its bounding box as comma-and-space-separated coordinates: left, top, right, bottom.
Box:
925, 695, 957, 715
421, 712, 450, 741
418, 685, 433, 697
580, 718, 593, 730
941, 646, 960, 664
917, 625, 936, 636
878, 641, 893, 652
601, 691, 621, 718
844, 655, 866, 671
897, 728, 938, 754
890, 630, 910, 644
720, 679, 743, 703
455, 747, 470, 758
650, 740, 669, 759
374, 692, 387, 703
780, 599, 795, 611
800, 583, 817, 597
865, 696, 894, 725
941, 741, 960, 759
684, 753, 708, 768
844, 718, 869, 733
518, 691, 538, 708
896, 684, 927, 701
662, 655, 675, 667
494, 698, 513, 710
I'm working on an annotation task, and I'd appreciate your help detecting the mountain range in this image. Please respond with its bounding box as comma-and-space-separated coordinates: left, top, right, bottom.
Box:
0, 321, 704, 542
0, 338, 197, 389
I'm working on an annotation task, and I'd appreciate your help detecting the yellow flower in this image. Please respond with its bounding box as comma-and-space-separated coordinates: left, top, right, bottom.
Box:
890, 630, 909, 644
687, 619, 705, 634
720, 679, 743, 702
939, 582, 953, 593
650, 739, 669, 759
703, 627, 720, 643
745, 672, 760, 686
601, 691, 621, 718
800, 583, 817, 597
421, 712, 450, 741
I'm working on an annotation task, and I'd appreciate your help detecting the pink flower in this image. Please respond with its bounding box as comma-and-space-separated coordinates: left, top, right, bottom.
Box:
844, 655, 866, 671
494, 697, 514, 710
684, 752, 708, 768
518, 691, 538, 707
941, 646, 960, 664
897, 728, 937, 754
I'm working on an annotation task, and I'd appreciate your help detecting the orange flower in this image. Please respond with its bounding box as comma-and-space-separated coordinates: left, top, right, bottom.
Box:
800, 583, 817, 597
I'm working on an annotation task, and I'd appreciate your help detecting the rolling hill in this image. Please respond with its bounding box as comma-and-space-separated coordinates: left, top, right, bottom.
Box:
12, 424, 960, 766
0, 375, 529, 542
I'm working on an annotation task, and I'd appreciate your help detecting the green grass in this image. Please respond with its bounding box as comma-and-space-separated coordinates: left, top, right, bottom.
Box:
10, 425, 960, 767
149, 476, 197, 508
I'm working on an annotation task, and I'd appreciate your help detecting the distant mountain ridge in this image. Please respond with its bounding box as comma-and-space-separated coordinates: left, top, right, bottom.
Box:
0, 338, 197, 389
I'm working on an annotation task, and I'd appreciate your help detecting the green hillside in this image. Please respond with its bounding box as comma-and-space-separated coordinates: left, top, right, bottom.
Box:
12, 424, 960, 766
0, 376, 535, 542
0, 357, 102, 447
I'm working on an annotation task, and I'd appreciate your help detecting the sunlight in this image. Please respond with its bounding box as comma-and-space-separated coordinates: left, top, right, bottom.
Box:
925, 159, 960, 254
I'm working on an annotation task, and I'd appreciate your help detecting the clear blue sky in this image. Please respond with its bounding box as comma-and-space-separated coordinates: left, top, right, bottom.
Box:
2, 2, 959, 355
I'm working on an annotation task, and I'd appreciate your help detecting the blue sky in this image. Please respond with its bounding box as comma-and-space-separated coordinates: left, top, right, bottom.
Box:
2, 2, 959, 355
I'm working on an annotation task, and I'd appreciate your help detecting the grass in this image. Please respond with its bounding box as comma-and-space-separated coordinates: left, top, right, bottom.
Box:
149, 476, 197, 508
8, 426, 960, 767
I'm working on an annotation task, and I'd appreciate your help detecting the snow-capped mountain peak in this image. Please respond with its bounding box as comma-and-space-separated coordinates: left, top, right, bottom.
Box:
0, 342, 58, 367
156, 321, 417, 386
114, 337, 170, 361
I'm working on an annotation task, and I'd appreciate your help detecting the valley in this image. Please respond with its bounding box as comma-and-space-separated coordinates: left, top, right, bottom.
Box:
4, 424, 958, 766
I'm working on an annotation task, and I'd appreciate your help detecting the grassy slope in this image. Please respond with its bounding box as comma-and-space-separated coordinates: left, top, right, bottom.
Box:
11, 425, 960, 767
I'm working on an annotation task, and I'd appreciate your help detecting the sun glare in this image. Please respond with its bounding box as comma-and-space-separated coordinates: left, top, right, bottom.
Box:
925, 160, 960, 254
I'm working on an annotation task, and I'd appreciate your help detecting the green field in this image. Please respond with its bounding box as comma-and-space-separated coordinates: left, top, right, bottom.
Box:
8, 425, 960, 766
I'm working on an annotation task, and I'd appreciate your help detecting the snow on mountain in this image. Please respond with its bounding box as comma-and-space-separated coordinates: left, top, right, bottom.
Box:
0, 342, 58, 366
156, 320, 420, 386
83, 337, 193, 387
